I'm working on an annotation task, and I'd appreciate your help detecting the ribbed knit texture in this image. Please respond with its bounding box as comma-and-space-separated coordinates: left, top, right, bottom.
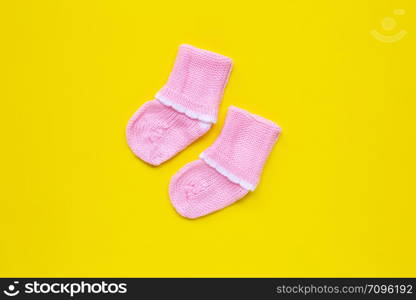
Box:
126, 44, 232, 165
169, 106, 281, 219
201, 106, 281, 190
156, 44, 233, 123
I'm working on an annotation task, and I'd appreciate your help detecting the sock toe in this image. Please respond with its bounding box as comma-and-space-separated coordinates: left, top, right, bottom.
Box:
169, 160, 248, 219
126, 100, 210, 166
126, 100, 165, 165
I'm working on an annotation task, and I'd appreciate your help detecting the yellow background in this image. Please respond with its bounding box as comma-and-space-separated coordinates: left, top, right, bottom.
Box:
1, 0, 415, 277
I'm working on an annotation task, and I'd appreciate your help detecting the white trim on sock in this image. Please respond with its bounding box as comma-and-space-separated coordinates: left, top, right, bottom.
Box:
199, 152, 256, 191
198, 121, 212, 130
155, 93, 217, 124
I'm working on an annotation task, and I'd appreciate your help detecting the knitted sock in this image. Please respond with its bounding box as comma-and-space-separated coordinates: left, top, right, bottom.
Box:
126, 44, 233, 166
169, 106, 281, 219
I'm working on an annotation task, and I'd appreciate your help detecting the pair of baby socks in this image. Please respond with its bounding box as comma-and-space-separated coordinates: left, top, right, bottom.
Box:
126, 44, 281, 219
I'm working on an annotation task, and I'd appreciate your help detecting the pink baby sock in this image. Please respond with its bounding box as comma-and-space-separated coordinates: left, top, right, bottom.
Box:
126, 44, 233, 166
169, 106, 281, 219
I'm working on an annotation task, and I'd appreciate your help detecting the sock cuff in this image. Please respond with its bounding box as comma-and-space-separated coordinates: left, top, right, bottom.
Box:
200, 106, 281, 190
155, 44, 233, 123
